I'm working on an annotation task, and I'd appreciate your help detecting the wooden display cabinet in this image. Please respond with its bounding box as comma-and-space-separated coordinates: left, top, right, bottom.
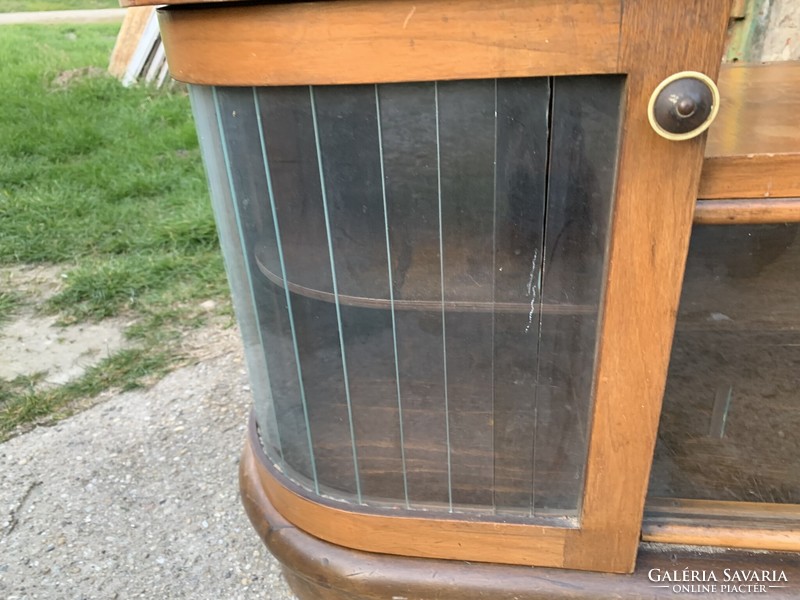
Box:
121, 0, 800, 596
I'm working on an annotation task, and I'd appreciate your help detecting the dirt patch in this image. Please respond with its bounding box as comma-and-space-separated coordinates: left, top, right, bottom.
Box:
50, 66, 109, 90
0, 314, 127, 386
0, 265, 130, 388
1, 264, 65, 302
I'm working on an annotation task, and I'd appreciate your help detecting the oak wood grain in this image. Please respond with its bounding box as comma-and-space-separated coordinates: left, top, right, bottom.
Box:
565, 0, 732, 574
647, 497, 800, 522
243, 418, 575, 568
642, 524, 800, 552
240, 422, 800, 600
700, 63, 800, 199
156, 0, 621, 85
694, 197, 800, 224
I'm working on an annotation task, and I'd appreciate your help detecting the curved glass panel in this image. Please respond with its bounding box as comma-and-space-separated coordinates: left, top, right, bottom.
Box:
190, 77, 622, 519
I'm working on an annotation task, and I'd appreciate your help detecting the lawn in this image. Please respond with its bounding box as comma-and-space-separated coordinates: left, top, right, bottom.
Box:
0, 1, 119, 12
0, 24, 229, 438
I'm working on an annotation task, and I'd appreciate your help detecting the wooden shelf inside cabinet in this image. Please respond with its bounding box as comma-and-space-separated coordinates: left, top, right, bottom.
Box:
700, 62, 800, 201
253, 244, 597, 315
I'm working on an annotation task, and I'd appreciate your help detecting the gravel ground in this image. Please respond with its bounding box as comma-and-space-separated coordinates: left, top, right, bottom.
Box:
0, 329, 296, 600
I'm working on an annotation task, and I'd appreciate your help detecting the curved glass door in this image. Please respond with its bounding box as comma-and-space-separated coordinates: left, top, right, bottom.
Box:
190, 76, 622, 520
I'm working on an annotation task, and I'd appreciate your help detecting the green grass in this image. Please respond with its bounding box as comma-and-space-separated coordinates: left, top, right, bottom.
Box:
0, 1, 118, 12
0, 291, 23, 324
0, 25, 229, 439
0, 349, 171, 434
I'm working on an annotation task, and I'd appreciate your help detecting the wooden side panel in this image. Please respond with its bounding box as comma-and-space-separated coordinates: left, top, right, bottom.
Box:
157, 0, 621, 85
565, 0, 732, 573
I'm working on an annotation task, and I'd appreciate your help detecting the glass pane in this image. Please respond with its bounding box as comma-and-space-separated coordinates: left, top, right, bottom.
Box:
313, 84, 403, 503
212, 87, 317, 486
254, 87, 356, 497
650, 223, 800, 504
189, 86, 281, 460
379, 81, 449, 507
192, 76, 623, 519
491, 78, 549, 514
534, 76, 622, 514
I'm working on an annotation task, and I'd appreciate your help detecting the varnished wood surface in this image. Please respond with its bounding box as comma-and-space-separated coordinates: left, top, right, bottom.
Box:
156, 0, 621, 85
647, 498, 800, 522
197, 0, 733, 574
565, 0, 731, 574
642, 524, 800, 553
149, 2, 799, 202
644, 498, 800, 550
694, 197, 800, 224
242, 417, 577, 569
240, 427, 800, 600
700, 63, 800, 200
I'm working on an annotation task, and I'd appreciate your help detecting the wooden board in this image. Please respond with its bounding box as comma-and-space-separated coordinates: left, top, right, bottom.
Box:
108, 6, 154, 78
700, 63, 800, 199
244, 419, 576, 569
156, 0, 621, 85
240, 420, 800, 600
695, 197, 800, 223
645, 498, 800, 547
565, 0, 731, 574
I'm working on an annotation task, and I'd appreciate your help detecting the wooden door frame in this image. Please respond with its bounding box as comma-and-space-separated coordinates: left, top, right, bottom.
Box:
567, 0, 731, 573
161, 0, 731, 573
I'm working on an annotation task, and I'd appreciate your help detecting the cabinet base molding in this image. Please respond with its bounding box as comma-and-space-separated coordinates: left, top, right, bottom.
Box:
240, 421, 800, 600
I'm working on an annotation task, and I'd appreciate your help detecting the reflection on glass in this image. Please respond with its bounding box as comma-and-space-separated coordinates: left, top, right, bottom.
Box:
650, 223, 800, 504
192, 76, 623, 519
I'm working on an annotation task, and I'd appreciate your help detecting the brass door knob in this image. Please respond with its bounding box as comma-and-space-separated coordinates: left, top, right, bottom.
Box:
647, 71, 720, 141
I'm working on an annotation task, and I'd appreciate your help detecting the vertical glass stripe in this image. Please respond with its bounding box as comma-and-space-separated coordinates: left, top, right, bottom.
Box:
375, 84, 410, 509
434, 81, 454, 513
309, 86, 363, 504
251, 88, 319, 494
190, 86, 282, 460
491, 79, 498, 513
210, 87, 285, 461
531, 77, 553, 516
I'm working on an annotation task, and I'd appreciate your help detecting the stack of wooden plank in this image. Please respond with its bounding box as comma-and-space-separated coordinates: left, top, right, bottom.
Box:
108, 7, 170, 88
